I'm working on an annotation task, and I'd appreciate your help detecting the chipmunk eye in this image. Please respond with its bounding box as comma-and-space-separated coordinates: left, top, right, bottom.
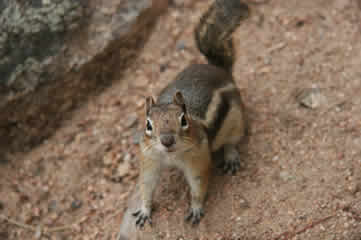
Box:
145, 119, 153, 136
180, 113, 188, 130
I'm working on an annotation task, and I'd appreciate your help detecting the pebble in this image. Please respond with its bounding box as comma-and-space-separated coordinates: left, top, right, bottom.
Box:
176, 40, 186, 51
348, 182, 360, 195
117, 162, 130, 178
71, 200, 82, 210
123, 152, 132, 163
239, 198, 249, 208
280, 171, 294, 181
264, 56, 272, 65
160, 63, 169, 73
35, 226, 42, 239
103, 153, 113, 166
297, 88, 326, 109
48, 200, 57, 211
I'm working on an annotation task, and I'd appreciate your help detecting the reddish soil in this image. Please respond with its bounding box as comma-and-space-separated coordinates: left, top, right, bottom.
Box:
1, 0, 360, 239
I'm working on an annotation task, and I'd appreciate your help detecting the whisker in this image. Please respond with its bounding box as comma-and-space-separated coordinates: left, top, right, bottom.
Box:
141, 141, 157, 153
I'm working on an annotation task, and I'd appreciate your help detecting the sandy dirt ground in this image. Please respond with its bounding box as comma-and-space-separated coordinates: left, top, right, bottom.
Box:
1, 0, 361, 239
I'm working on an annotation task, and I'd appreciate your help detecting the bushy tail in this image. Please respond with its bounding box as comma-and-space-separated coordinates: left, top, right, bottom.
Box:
195, 0, 250, 72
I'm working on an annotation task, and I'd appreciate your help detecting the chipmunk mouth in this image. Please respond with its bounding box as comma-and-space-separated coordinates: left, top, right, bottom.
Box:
164, 145, 176, 153
155, 143, 177, 153
165, 147, 176, 153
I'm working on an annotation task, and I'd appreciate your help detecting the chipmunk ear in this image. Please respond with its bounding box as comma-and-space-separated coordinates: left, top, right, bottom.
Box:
173, 91, 186, 113
145, 96, 155, 116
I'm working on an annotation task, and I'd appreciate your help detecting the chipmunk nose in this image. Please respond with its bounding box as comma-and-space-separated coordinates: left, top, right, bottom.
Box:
160, 134, 175, 148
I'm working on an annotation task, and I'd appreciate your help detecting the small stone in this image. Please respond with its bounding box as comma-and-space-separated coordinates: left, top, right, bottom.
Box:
259, 66, 271, 73
280, 171, 294, 181
160, 63, 169, 72
103, 152, 114, 166
49, 212, 59, 221
35, 226, 42, 239
117, 162, 130, 178
239, 198, 249, 208
33, 207, 41, 217
176, 40, 186, 51
348, 182, 360, 195
295, 20, 305, 28
123, 152, 132, 163
297, 88, 326, 109
71, 200, 82, 210
264, 56, 272, 65
48, 200, 57, 211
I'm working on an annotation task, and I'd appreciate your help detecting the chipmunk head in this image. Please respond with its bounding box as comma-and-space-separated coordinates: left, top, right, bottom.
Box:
143, 91, 196, 154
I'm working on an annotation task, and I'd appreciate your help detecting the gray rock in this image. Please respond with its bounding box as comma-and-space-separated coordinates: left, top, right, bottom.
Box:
0, 0, 83, 98
0, 0, 168, 155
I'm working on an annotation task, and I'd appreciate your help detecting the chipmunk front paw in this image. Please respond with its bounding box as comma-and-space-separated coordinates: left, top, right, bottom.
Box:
133, 207, 152, 228
185, 206, 204, 225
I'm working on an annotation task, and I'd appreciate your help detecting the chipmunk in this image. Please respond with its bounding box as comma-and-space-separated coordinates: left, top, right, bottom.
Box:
118, 0, 250, 237
133, 0, 250, 227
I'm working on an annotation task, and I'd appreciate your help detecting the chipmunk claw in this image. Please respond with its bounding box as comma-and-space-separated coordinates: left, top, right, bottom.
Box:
223, 158, 240, 175
185, 207, 204, 225
223, 145, 241, 175
133, 209, 152, 228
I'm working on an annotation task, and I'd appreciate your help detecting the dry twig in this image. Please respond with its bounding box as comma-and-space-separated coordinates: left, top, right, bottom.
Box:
0, 213, 89, 238
272, 214, 334, 240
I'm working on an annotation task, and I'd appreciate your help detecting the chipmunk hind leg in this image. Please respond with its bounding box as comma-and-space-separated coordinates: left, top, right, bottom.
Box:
211, 96, 245, 174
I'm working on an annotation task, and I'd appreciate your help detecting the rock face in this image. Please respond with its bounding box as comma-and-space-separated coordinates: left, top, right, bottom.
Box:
0, 0, 167, 155
0, 0, 83, 100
